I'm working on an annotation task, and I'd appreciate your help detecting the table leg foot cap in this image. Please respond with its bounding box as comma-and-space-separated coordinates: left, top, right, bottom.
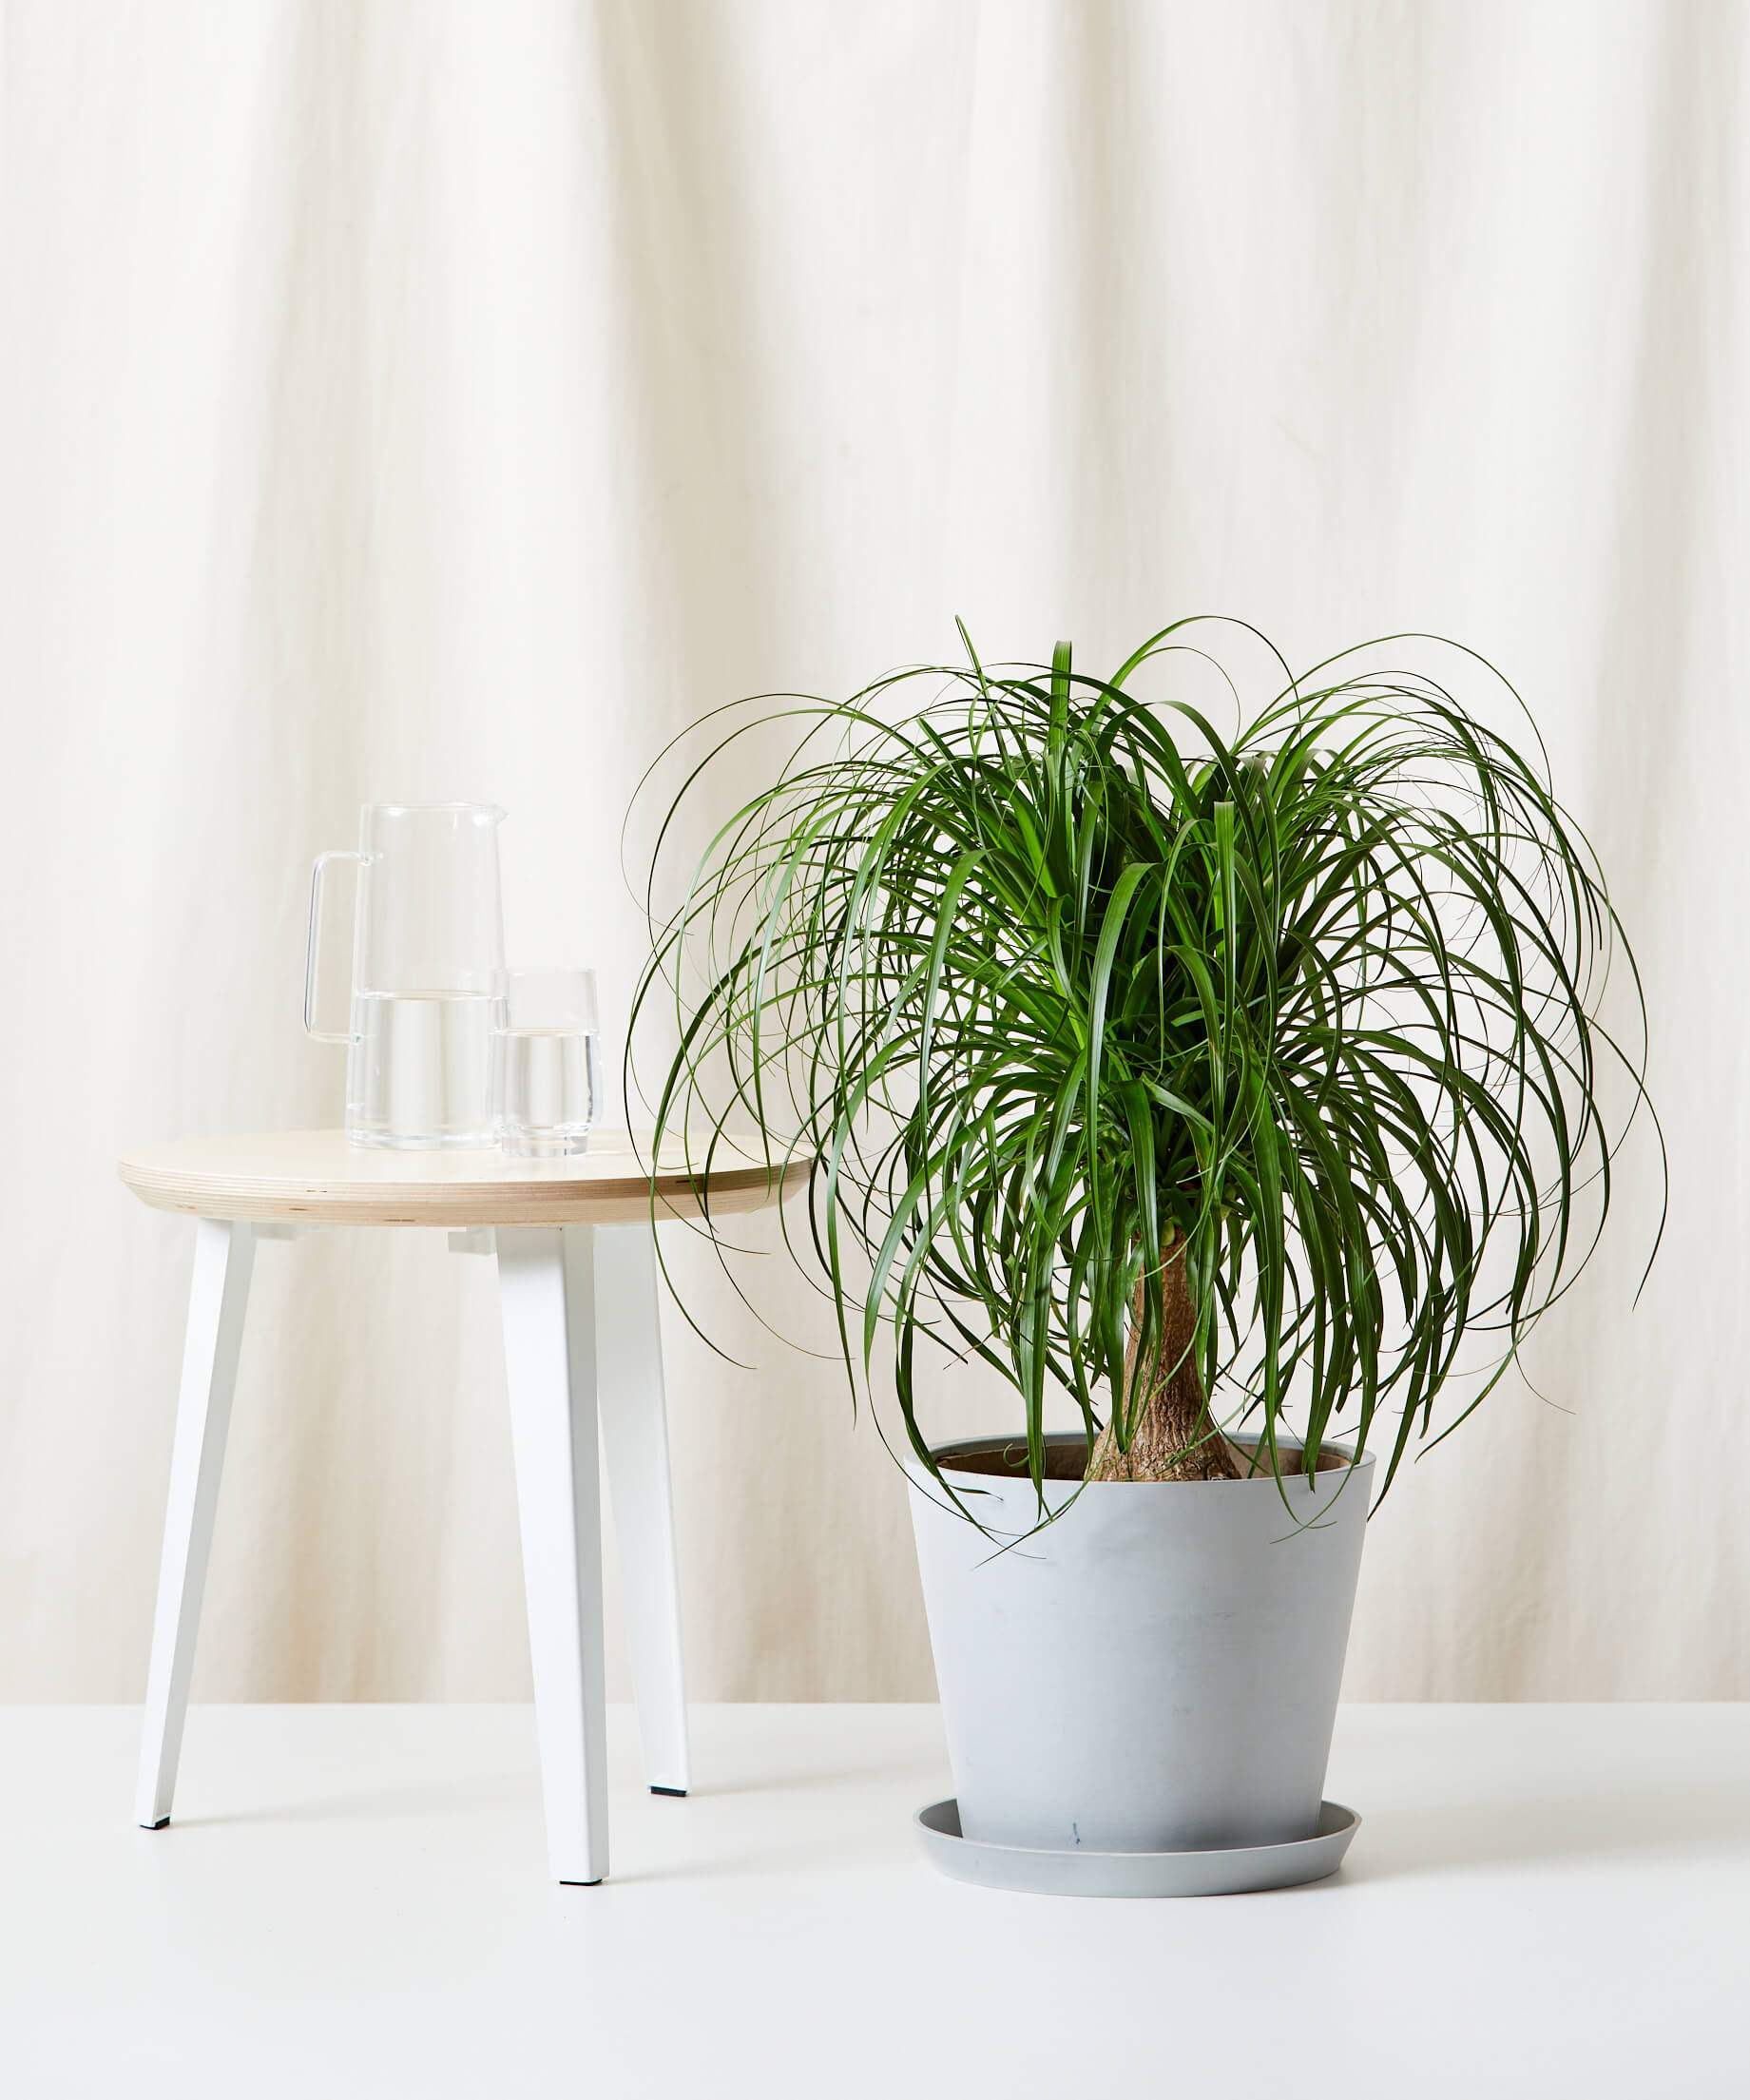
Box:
650, 1786, 687, 1798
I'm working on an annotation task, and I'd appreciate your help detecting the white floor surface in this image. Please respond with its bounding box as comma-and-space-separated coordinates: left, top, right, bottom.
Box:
1, 1702, 1745, 2098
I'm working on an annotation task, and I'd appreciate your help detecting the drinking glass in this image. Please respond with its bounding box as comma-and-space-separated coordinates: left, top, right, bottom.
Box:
492, 969, 603, 1157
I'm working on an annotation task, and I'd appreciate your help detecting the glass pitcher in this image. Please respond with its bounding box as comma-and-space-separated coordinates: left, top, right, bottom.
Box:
304, 804, 507, 1148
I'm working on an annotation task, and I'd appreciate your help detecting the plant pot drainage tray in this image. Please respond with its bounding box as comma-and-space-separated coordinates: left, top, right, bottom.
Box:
914, 1799, 1359, 1898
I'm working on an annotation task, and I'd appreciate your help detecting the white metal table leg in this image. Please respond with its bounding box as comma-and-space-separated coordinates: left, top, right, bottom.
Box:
496, 1225, 609, 1884
594, 1223, 691, 1797
136, 1217, 257, 1829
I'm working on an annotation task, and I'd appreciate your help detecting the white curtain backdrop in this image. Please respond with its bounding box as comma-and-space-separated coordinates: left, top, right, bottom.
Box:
1, 0, 1742, 1705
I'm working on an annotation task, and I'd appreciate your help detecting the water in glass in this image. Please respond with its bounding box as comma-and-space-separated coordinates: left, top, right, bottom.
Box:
493, 1026, 602, 1157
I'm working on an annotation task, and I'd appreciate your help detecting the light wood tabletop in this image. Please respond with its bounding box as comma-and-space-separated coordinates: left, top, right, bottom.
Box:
116, 1128, 812, 1229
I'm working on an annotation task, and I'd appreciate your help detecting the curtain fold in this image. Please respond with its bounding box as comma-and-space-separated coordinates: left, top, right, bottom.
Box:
1, 0, 1742, 1701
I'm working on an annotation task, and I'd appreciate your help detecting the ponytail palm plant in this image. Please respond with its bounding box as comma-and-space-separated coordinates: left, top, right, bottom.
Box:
631, 623, 1657, 1506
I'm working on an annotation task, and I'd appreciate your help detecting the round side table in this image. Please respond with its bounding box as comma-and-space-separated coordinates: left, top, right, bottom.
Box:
118, 1128, 808, 1885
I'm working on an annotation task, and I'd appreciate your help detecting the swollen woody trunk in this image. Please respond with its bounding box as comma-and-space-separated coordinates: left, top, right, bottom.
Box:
1086, 1241, 1240, 1484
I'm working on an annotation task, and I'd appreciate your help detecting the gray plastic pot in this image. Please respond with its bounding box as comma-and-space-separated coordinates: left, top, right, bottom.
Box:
907, 1432, 1373, 1855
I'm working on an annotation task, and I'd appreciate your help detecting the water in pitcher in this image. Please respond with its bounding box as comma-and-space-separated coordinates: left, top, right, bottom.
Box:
346, 991, 502, 1148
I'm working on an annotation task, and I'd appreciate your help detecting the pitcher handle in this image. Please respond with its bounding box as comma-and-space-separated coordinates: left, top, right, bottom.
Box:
304, 850, 361, 1043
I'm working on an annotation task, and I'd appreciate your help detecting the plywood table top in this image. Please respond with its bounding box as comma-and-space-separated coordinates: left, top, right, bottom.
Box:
116, 1128, 811, 1229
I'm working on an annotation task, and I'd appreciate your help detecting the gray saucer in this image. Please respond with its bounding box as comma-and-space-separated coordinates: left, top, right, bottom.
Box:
915, 1798, 1360, 1898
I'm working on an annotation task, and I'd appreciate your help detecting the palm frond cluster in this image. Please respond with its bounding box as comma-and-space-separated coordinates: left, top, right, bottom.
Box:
632, 622, 1658, 1504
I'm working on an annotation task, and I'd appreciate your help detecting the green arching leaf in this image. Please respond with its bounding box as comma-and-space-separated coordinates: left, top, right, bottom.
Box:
627, 622, 1663, 1514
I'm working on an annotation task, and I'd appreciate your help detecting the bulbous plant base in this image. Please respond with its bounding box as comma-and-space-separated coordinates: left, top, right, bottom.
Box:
1086, 1248, 1241, 1484
908, 1432, 1373, 1881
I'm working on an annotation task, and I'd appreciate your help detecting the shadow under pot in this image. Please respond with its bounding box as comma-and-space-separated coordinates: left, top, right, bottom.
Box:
907, 1433, 1373, 1859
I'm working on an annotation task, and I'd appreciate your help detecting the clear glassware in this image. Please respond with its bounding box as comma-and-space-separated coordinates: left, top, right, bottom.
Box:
492, 968, 602, 1158
304, 804, 508, 1149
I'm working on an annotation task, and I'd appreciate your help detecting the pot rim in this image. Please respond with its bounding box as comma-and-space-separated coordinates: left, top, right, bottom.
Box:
918, 1427, 1376, 1487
